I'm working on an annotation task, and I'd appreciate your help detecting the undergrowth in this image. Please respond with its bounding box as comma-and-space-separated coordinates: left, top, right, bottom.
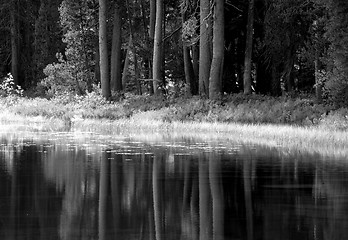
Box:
1, 92, 347, 131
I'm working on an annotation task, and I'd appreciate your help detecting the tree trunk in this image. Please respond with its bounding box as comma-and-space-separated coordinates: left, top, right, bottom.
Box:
10, 0, 19, 85
149, 0, 156, 42
209, 0, 224, 100
182, 2, 197, 95
122, 37, 132, 89
148, 0, 156, 94
243, 0, 255, 95
140, 0, 153, 94
271, 62, 281, 96
192, 44, 199, 83
199, 0, 212, 97
152, 0, 163, 95
314, 50, 322, 103
126, 0, 142, 95
111, 3, 123, 92
99, 0, 111, 99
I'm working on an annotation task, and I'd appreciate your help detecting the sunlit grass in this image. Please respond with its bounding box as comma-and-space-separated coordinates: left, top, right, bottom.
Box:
1, 94, 348, 158
68, 117, 348, 158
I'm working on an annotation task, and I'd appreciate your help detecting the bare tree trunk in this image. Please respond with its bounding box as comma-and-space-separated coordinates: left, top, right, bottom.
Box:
111, 3, 123, 92
152, 0, 163, 94
126, 0, 142, 95
182, 2, 197, 95
95, 46, 101, 83
314, 53, 322, 104
99, 0, 111, 99
140, 0, 153, 94
209, 0, 224, 100
122, 37, 132, 89
243, 0, 255, 95
10, 0, 19, 85
199, 0, 212, 96
192, 44, 199, 82
148, 0, 156, 94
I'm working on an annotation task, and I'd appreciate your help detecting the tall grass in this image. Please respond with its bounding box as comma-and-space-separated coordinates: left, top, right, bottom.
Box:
1, 93, 348, 157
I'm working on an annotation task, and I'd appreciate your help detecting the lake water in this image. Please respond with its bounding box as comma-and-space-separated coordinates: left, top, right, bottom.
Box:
0, 128, 348, 240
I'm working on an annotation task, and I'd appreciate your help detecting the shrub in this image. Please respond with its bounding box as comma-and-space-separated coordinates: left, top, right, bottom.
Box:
0, 73, 24, 97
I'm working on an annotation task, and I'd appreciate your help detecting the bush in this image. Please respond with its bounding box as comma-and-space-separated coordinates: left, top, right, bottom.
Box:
319, 108, 348, 131
0, 73, 23, 97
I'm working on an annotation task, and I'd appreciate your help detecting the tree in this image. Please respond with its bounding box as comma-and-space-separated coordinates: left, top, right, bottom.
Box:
182, 0, 198, 95
110, 1, 123, 92
323, 0, 348, 106
243, 0, 255, 95
152, 0, 163, 94
209, 0, 224, 100
199, 0, 212, 97
34, 0, 63, 81
99, 0, 111, 98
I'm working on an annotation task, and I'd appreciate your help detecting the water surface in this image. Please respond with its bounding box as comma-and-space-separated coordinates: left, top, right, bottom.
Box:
0, 129, 348, 240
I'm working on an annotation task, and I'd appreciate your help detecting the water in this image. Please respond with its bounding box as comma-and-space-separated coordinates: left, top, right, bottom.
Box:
0, 129, 348, 240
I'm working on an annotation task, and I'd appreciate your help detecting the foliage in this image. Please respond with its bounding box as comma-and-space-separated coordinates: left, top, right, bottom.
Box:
2, 93, 348, 131
321, 0, 348, 107
318, 108, 348, 131
41, 54, 87, 96
0, 73, 24, 97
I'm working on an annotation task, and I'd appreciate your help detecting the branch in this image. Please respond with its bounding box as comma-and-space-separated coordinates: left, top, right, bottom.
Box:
162, 26, 182, 42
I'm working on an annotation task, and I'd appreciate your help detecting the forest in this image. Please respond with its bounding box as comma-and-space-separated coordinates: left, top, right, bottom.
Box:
0, 0, 348, 128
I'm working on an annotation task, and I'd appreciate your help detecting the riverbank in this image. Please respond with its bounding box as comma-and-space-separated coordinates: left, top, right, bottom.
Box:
1, 92, 347, 129
1, 93, 348, 157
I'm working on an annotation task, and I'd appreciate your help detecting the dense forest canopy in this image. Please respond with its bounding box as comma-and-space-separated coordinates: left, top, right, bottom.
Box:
0, 0, 347, 106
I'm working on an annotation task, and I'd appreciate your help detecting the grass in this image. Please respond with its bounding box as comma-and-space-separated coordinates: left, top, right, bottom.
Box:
1, 93, 348, 157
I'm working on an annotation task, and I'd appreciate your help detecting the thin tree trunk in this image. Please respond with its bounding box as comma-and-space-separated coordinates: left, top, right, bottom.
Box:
152, 0, 163, 94
122, 37, 132, 89
314, 52, 322, 103
182, 2, 197, 95
140, 0, 153, 93
99, 0, 111, 99
95, 46, 101, 83
111, 3, 123, 91
126, 0, 142, 95
192, 44, 199, 86
10, 0, 19, 85
148, 0, 156, 94
199, 0, 212, 96
209, 0, 224, 100
243, 0, 255, 95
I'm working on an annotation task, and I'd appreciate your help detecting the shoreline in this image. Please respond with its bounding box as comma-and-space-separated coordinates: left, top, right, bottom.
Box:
1, 112, 347, 158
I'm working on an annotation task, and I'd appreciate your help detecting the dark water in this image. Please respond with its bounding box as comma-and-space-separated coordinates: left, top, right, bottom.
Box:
0, 131, 348, 240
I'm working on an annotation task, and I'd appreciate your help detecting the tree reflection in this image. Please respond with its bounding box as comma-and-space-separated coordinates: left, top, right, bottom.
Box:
209, 152, 224, 240
1, 136, 348, 240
